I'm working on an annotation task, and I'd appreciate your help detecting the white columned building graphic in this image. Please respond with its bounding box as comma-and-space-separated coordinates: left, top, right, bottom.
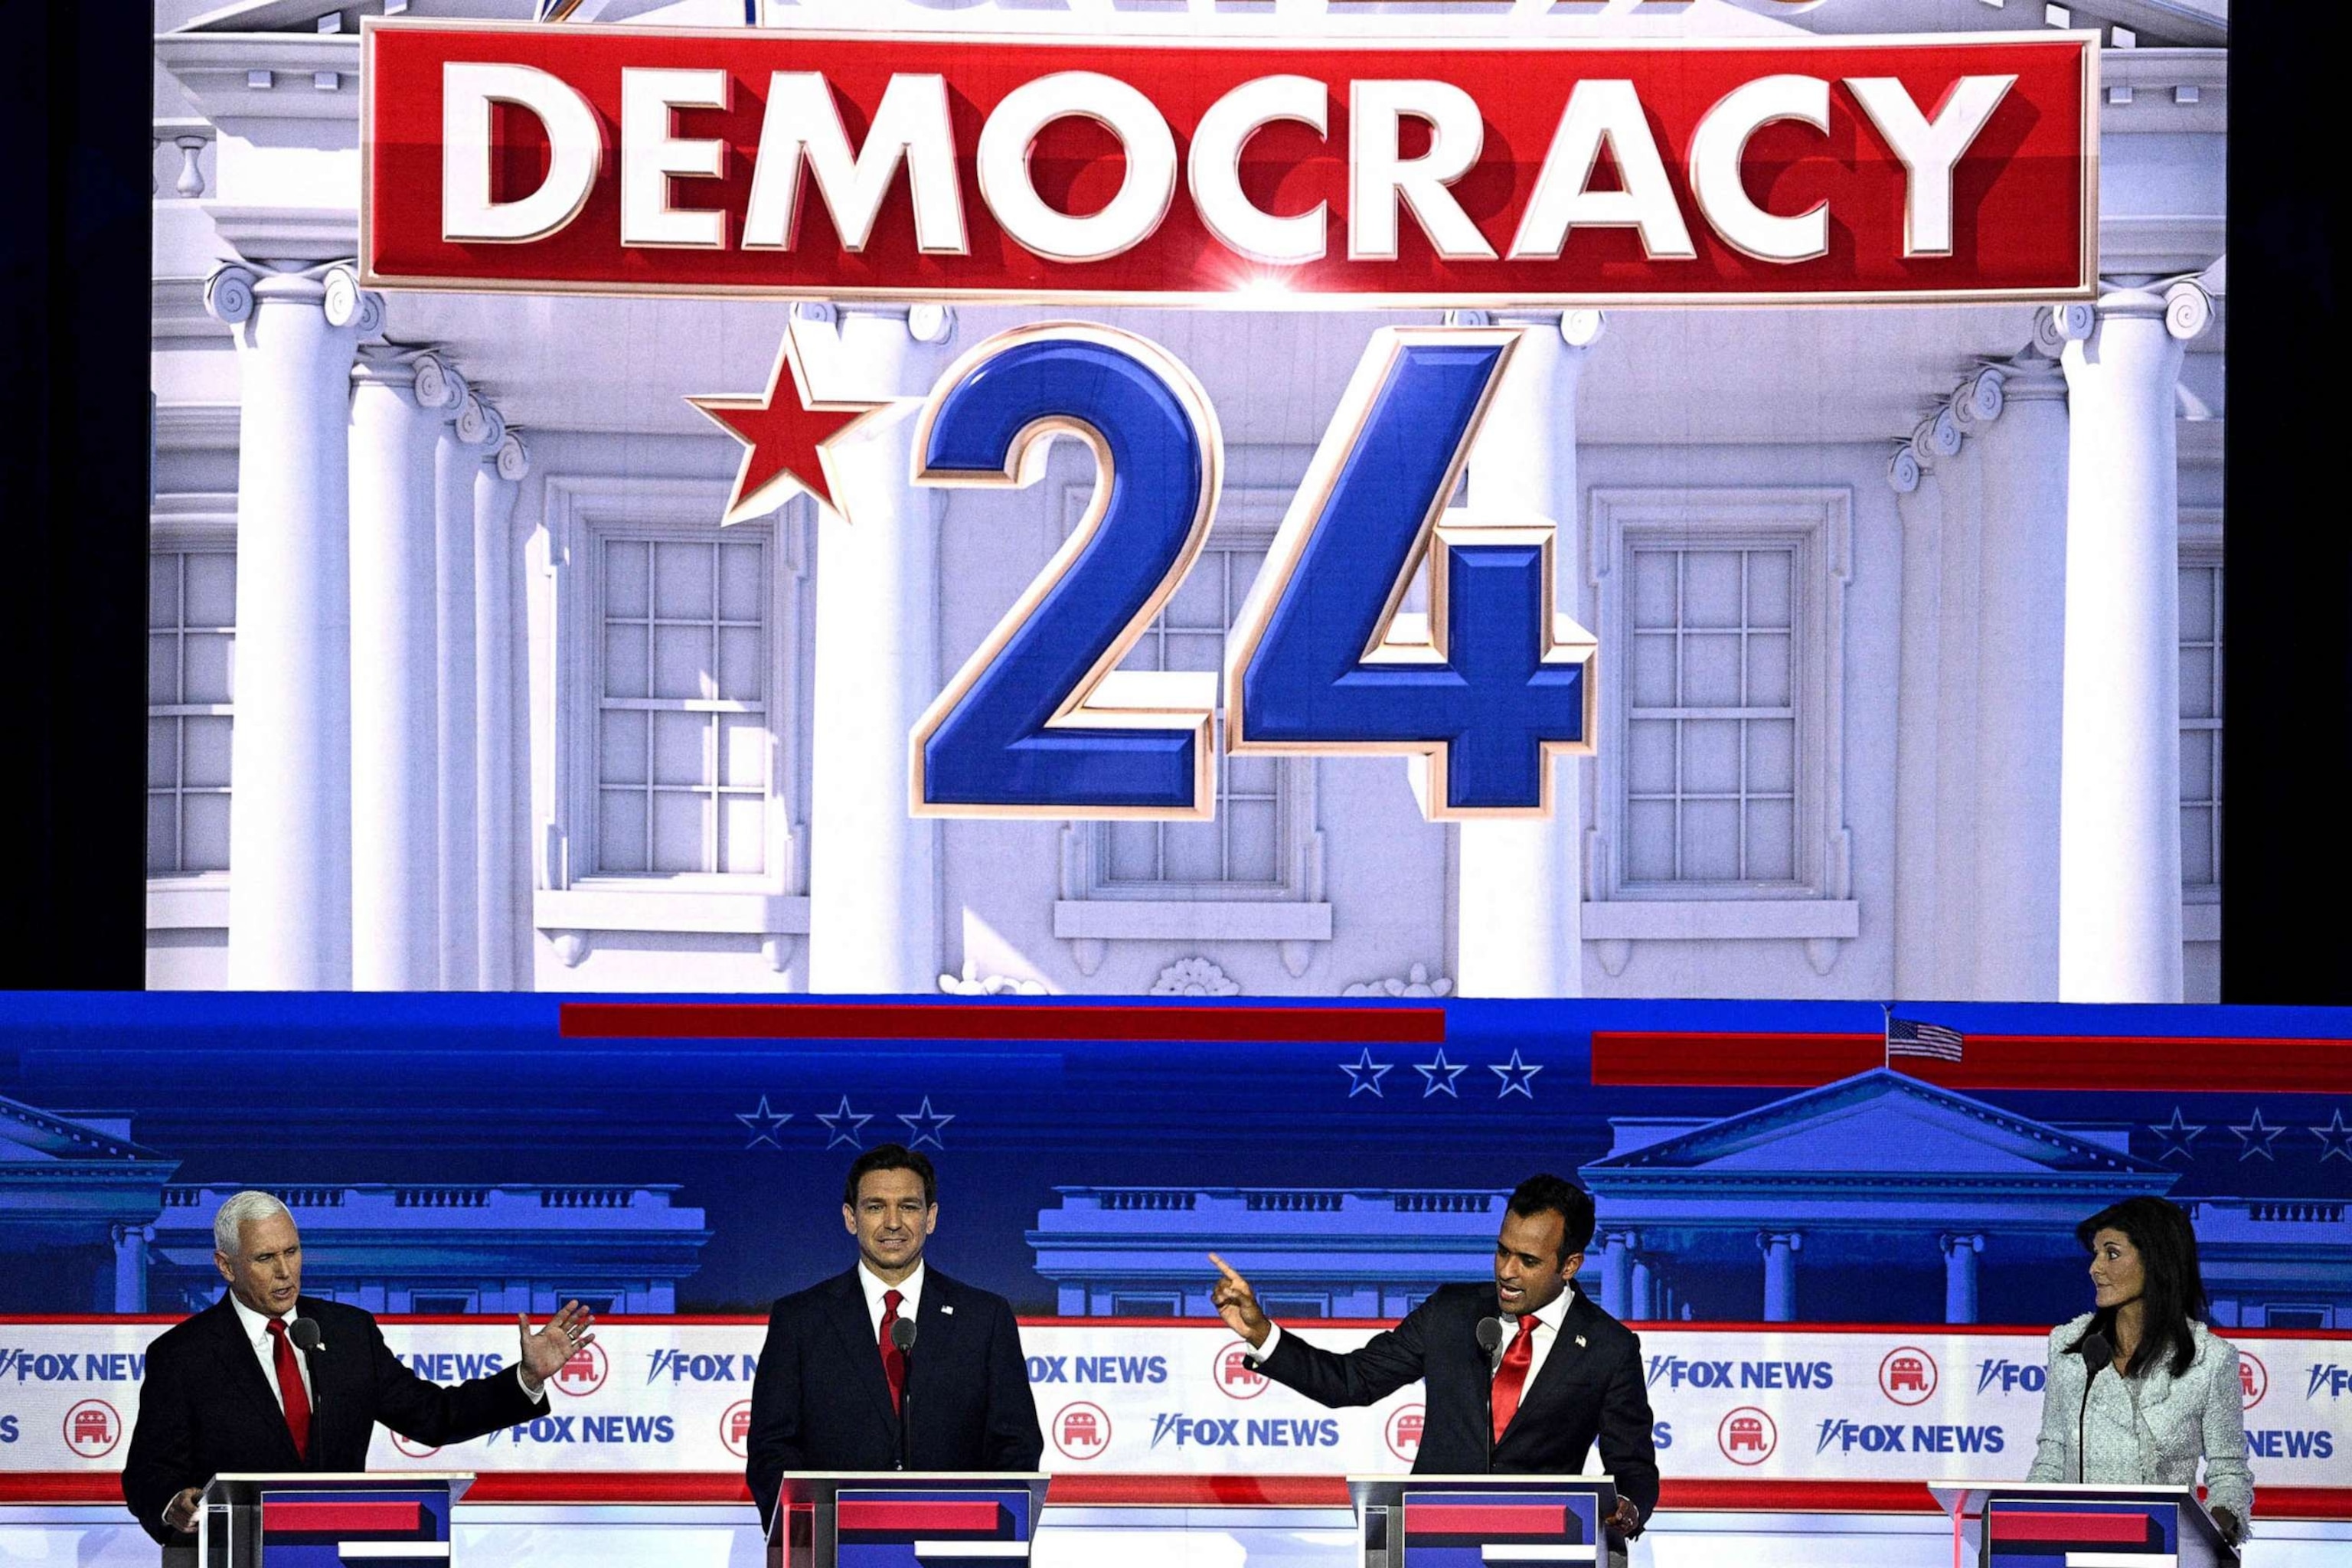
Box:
147, 0, 2233, 1003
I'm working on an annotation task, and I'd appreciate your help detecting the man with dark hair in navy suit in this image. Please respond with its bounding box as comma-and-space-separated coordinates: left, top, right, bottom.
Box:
1212, 1173, 1658, 1542
744, 1145, 1042, 1535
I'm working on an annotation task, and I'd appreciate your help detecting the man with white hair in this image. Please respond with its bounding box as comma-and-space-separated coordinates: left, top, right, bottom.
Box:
122, 1191, 595, 1560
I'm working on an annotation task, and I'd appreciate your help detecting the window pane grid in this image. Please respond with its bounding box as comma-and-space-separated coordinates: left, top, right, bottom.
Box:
148, 549, 236, 877
595, 534, 771, 877
1625, 544, 1799, 887
1106, 547, 1284, 889
2180, 560, 2223, 891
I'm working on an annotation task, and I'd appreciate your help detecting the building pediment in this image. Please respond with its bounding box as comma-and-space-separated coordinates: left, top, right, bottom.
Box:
1582, 1070, 2169, 1181
0, 1096, 167, 1165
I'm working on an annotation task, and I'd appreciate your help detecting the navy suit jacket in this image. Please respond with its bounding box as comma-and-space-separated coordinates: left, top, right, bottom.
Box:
745, 1266, 1042, 1534
122, 1295, 541, 1547
1254, 1283, 1661, 1522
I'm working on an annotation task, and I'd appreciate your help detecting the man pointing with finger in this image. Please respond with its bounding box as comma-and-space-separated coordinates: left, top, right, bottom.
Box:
1210, 1173, 1658, 1539
123, 1191, 594, 1563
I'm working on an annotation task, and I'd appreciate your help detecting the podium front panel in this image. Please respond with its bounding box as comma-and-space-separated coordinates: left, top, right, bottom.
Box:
1984, 1497, 2180, 1568
835, 1487, 1039, 1566
202, 1482, 456, 1568
1400, 1488, 1605, 1566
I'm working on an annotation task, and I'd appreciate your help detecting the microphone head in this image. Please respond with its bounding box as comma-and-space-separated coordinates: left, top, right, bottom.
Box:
2079, 1331, 2112, 1373
890, 1318, 918, 1353
289, 1318, 322, 1354
1476, 1317, 1504, 1355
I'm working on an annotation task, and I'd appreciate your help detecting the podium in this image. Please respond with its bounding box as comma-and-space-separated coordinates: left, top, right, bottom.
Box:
196, 1472, 471, 1567
768, 1472, 1051, 1568
1932, 1482, 2239, 1568
1350, 1475, 1624, 1568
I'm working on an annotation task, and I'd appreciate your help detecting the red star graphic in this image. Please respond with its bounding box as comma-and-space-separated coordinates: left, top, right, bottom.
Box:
688, 330, 893, 525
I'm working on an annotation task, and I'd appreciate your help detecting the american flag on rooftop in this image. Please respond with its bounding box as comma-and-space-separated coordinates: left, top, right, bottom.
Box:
1884, 1012, 1964, 1063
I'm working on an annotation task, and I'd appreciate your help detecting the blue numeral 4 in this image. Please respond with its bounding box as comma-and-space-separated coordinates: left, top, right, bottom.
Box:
1227, 327, 1596, 817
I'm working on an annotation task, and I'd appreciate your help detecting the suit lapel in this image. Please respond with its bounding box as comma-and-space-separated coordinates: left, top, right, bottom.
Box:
825, 1271, 902, 1432
909, 1272, 959, 1410
207, 1297, 302, 1466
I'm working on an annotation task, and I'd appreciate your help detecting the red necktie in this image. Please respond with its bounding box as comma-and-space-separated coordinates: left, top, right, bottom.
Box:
266, 1318, 312, 1459
878, 1289, 906, 1413
1490, 1315, 1539, 1446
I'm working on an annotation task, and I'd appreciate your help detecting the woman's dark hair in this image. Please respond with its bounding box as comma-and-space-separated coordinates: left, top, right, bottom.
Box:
2065, 1196, 2207, 1378
843, 1144, 937, 1208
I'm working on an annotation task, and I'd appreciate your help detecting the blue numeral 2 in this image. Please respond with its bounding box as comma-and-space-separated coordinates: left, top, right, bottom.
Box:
1227, 327, 1596, 816
910, 326, 1223, 816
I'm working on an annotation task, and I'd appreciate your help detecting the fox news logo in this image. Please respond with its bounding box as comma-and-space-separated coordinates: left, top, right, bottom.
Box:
2245, 1428, 2334, 1460
1815, 1419, 2004, 1456
1974, 1359, 2047, 1396
0, 1351, 146, 1383
490, 1414, 674, 1446
1027, 1354, 1167, 1385
645, 1351, 758, 1384
2306, 1364, 2352, 1402
1648, 1357, 1832, 1392
1148, 1414, 1340, 1450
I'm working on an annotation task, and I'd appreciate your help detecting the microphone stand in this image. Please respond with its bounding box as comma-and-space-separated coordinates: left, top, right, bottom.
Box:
2076, 1331, 2112, 1485
892, 1319, 919, 1472
1476, 1318, 1504, 1475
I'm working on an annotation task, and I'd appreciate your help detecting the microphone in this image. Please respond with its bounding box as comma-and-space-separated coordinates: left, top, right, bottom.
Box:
2075, 1330, 2113, 1483
890, 1318, 918, 1472
1476, 1318, 1504, 1472
289, 1318, 324, 1416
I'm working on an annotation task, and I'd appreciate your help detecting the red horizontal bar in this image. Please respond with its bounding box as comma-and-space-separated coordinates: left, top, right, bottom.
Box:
838, 1498, 1004, 1534
561, 1001, 1444, 1045
1406, 1502, 1571, 1537
1989, 1509, 2153, 1544
263, 1500, 423, 1534
1592, 1031, 2352, 1092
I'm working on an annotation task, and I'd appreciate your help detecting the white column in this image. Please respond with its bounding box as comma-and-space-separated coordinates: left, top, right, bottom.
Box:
473, 433, 529, 991
1759, 1230, 1802, 1322
347, 348, 453, 990
111, 1224, 152, 1313
205, 262, 377, 989
1925, 407, 1983, 998
1597, 1230, 1634, 1319
436, 392, 502, 989
1456, 311, 1601, 998
1628, 1253, 1656, 1321
1888, 443, 1945, 1001
1941, 1232, 1984, 1324
805, 304, 959, 993
2056, 280, 2213, 1001
1968, 351, 2071, 999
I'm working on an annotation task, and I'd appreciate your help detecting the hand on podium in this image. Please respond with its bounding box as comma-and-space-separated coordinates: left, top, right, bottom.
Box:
1209, 1255, 1271, 1348
163, 1487, 202, 1534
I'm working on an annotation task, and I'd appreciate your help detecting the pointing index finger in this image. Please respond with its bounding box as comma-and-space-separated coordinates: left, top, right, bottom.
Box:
1208, 1253, 1244, 1285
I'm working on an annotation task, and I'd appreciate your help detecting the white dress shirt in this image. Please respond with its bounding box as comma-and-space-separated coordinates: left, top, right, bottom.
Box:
227, 1292, 314, 1412
859, 1260, 926, 1343
1251, 1282, 1579, 1383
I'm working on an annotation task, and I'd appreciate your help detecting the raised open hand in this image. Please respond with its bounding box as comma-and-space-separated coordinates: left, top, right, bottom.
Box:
1208, 1253, 1271, 1348
518, 1299, 598, 1389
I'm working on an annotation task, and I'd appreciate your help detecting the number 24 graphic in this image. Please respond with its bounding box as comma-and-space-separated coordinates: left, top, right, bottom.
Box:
906, 322, 1596, 822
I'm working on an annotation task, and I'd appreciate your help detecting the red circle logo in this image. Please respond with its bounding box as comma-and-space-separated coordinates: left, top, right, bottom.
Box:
63, 1399, 122, 1459
552, 1339, 608, 1397
390, 1432, 443, 1459
1053, 1401, 1112, 1461
2239, 1351, 2268, 1410
1717, 1406, 1777, 1465
1385, 1403, 1426, 1462
720, 1400, 754, 1459
1878, 1346, 1939, 1406
1215, 1342, 1269, 1400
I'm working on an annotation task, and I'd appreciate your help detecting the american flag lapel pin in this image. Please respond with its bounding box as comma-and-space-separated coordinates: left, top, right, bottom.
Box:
942, 1305, 954, 1315
1576, 1335, 1587, 1348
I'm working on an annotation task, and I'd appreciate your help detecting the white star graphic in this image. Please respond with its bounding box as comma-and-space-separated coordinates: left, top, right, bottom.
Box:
734, 1096, 792, 1150
2308, 1108, 2352, 1166
1414, 1048, 1468, 1098
1340, 1049, 1393, 1098
2146, 1107, 2206, 1163
1491, 1050, 1544, 1099
2230, 1107, 2285, 1162
897, 1096, 956, 1151
816, 1095, 874, 1150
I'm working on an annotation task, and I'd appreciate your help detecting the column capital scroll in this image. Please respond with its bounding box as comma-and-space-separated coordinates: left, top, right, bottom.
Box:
488, 432, 531, 482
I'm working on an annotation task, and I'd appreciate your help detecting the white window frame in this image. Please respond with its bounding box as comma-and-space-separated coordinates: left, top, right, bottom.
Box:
146, 495, 240, 934
1584, 488, 1857, 969
534, 476, 810, 969
1047, 485, 1331, 978
2179, 508, 2223, 938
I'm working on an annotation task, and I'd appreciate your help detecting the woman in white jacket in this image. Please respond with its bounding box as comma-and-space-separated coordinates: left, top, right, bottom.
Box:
2027, 1196, 2254, 1546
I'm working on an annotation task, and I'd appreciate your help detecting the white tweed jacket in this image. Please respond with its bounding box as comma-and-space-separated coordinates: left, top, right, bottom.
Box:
2027, 1313, 2255, 1531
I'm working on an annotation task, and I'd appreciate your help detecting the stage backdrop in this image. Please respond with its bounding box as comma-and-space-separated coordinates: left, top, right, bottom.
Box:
0, 995, 2344, 1507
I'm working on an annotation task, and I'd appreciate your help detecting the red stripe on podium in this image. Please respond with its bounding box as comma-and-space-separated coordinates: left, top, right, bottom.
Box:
1592, 1031, 2352, 1092
837, 1498, 1003, 1534
1988, 1510, 2152, 1544
560, 1001, 1442, 1044
261, 1500, 422, 1534
1404, 1502, 1570, 1537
